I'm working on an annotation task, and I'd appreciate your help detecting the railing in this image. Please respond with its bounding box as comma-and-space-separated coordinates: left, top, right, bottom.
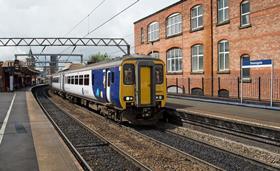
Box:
167, 77, 280, 103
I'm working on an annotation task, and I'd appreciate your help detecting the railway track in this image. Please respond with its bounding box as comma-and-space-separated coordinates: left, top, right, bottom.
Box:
35, 85, 279, 170
165, 107, 280, 147
33, 86, 149, 171
132, 127, 279, 171
40, 85, 220, 171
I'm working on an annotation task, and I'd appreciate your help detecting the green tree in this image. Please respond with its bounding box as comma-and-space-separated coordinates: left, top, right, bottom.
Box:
88, 52, 110, 64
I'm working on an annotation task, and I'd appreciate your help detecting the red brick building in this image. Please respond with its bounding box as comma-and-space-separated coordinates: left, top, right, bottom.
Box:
134, 0, 280, 101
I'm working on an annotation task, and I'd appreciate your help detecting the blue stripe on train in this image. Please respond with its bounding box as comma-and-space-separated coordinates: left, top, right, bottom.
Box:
92, 67, 121, 108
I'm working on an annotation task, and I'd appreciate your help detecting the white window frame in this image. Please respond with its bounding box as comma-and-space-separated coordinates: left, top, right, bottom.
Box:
191, 5, 203, 30
166, 13, 182, 37
241, 0, 250, 26
148, 22, 160, 42
149, 51, 160, 58
167, 48, 183, 73
218, 40, 229, 71
218, 0, 229, 23
192, 45, 204, 72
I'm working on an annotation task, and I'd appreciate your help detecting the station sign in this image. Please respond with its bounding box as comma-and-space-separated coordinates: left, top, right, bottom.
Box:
242, 59, 272, 68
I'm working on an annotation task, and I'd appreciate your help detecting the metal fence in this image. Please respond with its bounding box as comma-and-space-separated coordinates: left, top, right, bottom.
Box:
167, 77, 280, 102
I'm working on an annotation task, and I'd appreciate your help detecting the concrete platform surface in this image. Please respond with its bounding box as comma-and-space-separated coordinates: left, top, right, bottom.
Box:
0, 90, 81, 171
167, 97, 280, 128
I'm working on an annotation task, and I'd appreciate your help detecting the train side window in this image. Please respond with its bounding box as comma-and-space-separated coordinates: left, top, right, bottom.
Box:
111, 72, 114, 84
71, 76, 74, 84
108, 73, 111, 87
79, 75, 83, 85
84, 75, 89, 85
123, 64, 135, 85
155, 64, 163, 84
75, 76, 78, 85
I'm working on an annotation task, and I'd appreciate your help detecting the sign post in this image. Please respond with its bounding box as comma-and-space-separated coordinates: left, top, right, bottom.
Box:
241, 59, 273, 107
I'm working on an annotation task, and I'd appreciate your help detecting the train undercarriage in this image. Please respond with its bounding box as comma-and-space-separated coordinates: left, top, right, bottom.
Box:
52, 88, 164, 125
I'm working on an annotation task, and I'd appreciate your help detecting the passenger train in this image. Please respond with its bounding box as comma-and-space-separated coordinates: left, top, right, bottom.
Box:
51, 55, 166, 125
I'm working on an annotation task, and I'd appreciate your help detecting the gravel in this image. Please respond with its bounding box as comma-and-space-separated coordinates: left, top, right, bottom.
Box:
35, 87, 142, 171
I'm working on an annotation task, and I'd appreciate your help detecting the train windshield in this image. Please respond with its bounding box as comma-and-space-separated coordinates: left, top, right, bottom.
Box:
123, 64, 135, 85
155, 64, 163, 84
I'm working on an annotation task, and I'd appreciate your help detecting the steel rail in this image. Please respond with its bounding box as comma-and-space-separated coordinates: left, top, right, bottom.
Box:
32, 88, 93, 171
34, 86, 151, 171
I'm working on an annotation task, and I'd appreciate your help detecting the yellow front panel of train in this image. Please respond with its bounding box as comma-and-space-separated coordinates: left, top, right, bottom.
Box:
140, 67, 151, 105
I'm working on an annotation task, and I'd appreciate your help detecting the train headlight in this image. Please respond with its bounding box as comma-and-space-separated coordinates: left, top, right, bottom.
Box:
156, 95, 164, 100
124, 96, 134, 101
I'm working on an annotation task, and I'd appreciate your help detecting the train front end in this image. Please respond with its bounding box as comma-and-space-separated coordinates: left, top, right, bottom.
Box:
119, 57, 166, 125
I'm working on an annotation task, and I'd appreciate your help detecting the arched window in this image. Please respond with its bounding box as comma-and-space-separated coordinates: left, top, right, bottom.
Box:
191, 5, 203, 31
166, 13, 182, 37
148, 51, 160, 58
191, 44, 204, 72
167, 48, 182, 73
148, 22, 159, 42
218, 40, 229, 71
240, 0, 250, 27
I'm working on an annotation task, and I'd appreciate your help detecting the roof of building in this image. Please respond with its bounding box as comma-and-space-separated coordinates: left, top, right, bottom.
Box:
134, 0, 184, 24
61, 63, 84, 72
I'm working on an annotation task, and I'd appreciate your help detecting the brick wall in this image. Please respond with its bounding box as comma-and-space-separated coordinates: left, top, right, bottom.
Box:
134, 0, 280, 100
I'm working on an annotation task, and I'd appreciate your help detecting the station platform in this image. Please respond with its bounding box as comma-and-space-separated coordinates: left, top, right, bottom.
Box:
0, 89, 81, 171
166, 96, 280, 128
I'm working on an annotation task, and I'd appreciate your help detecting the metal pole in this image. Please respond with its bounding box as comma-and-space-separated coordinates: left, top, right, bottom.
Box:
241, 66, 243, 104
270, 60, 273, 107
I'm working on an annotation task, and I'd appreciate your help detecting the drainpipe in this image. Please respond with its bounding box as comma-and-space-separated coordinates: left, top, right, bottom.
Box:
210, 0, 214, 96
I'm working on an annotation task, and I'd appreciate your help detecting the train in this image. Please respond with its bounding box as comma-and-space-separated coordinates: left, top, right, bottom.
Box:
51, 55, 167, 125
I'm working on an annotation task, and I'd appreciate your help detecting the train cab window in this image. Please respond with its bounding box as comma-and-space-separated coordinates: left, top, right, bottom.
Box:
75, 76, 78, 85
84, 75, 89, 85
123, 64, 135, 85
79, 75, 83, 85
155, 64, 163, 84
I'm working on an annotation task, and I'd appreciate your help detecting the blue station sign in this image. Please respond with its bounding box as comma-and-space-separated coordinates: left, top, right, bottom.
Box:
242, 59, 272, 68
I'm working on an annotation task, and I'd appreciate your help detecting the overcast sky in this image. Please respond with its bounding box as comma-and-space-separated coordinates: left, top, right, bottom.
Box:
0, 0, 178, 62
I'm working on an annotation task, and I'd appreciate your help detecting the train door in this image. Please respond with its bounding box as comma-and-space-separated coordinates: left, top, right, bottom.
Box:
106, 69, 111, 103
140, 67, 151, 105
136, 61, 156, 107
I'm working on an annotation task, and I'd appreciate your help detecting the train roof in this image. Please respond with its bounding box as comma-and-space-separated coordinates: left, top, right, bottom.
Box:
53, 55, 163, 75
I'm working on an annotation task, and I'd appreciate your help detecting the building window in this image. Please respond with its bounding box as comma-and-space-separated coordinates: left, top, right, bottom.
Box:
191, 5, 203, 31
167, 48, 182, 73
241, 55, 250, 78
166, 13, 182, 37
218, 0, 229, 24
148, 22, 159, 42
148, 51, 160, 58
191, 45, 204, 72
141, 28, 144, 44
241, 0, 250, 27
218, 40, 229, 71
